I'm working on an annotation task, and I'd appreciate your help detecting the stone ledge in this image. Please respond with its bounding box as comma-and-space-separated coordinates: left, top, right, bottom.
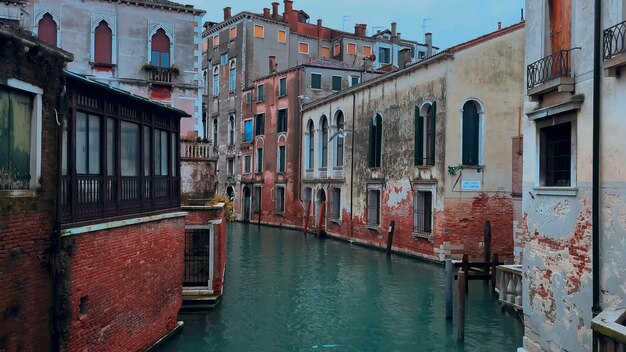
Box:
61, 211, 188, 237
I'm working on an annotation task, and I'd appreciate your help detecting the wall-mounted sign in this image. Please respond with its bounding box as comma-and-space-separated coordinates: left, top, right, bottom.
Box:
461, 180, 481, 190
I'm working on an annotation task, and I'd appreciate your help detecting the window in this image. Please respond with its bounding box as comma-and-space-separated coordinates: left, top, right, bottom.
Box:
229, 60, 236, 92
257, 84, 265, 102
347, 43, 357, 55
299, 42, 310, 54
244, 155, 252, 173
212, 35, 219, 47
335, 112, 344, 167
121, 121, 139, 176
413, 190, 433, 234
38, 13, 57, 46
320, 116, 328, 168
151, 28, 170, 67
76, 112, 101, 175
332, 76, 342, 91
303, 187, 312, 208
330, 188, 341, 220
256, 147, 263, 172
277, 109, 287, 133
255, 113, 265, 136
229, 27, 237, 40
311, 73, 321, 89
277, 30, 286, 43
278, 77, 287, 96
221, 53, 228, 65
363, 45, 372, 57
278, 146, 286, 173
321, 46, 330, 58
540, 122, 572, 187
212, 118, 218, 145
411, 46, 416, 58
350, 76, 360, 87
253, 186, 261, 213
107, 118, 115, 177
143, 126, 150, 177
228, 115, 235, 145
462, 100, 480, 165
307, 120, 315, 169
254, 25, 264, 38
243, 119, 253, 142
0, 85, 39, 191
368, 114, 383, 168
275, 186, 285, 213
227, 158, 234, 175
367, 188, 381, 226
94, 20, 112, 64
379, 47, 391, 64
246, 91, 252, 104
212, 66, 219, 95
333, 43, 341, 56
415, 102, 436, 166
154, 129, 169, 176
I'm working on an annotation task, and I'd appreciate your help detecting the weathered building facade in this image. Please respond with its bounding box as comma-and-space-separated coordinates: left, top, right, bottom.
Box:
240, 58, 381, 226
3, 0, 205, 138
301, 23, 525, 262
371, 22, 436, 70
521, 0, 626, 351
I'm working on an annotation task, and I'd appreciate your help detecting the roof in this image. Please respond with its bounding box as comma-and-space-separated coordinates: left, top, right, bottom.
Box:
0, 23, 73, 61
302, 21, 525, 111
116, 0, 205, 15
65, 71, 190, 117
305, 57, 367, 71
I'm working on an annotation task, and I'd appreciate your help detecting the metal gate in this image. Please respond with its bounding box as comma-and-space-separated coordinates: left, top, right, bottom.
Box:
183, 227, 213, 287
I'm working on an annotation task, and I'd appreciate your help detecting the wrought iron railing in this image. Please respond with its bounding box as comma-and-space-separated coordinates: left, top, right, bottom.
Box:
527, 48, 579, 90
184, 228, 212, 286
241, 132, 254, 143
604, 20, 626, 60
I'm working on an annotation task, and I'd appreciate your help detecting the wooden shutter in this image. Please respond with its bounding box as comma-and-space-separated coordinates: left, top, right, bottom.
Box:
368, 118, 375, 167
38, 13, 57, 46
321, 47, 330, 58
414, 106, 423, 166
462, 102, 479, 165
375, 115, 382, 167
429, 101, 436, 166
363, 46, 372, 57
94, 21, 112, 64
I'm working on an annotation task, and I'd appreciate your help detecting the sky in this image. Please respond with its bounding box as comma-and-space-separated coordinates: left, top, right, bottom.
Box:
182, 0, 526, 49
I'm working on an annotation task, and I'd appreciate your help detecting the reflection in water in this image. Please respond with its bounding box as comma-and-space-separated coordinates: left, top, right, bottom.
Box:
158, 223, 523, 352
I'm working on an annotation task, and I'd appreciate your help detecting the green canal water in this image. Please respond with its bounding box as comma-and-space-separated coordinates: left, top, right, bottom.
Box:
159, 223, 523, 352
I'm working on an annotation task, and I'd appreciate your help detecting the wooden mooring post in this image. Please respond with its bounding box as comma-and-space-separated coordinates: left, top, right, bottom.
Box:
457, 270, 466, 341
386, 221, 396, 256
316, 201, 326, 238
461, 254, 469, 294
445, 259, 453, 319
483, 221, 491, 284
303, 200, 311, 235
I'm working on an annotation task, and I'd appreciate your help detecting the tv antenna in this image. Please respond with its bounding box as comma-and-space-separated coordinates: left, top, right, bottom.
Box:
342, 15, 352, 31
422, 18, 432, 37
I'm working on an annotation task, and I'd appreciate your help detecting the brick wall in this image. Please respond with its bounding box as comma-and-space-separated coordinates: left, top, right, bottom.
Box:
0, 32, 68, 352
65, 216, 185, 352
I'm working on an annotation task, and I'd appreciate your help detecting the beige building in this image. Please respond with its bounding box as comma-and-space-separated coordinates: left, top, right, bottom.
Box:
301, 22, 525, 261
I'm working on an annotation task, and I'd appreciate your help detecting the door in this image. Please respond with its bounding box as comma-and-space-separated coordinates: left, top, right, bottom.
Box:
550, 0, 571, 75
243, 187, 251, 222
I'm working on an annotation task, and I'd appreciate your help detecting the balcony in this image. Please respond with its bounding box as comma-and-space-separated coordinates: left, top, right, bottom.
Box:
241, 132, 254, 145
527, 48, 578, 100
495, 264, 522, 311
181, 141, 215, 160
603, 20, 626, 77
143, 65, 180, 85
591, 307, 626, 352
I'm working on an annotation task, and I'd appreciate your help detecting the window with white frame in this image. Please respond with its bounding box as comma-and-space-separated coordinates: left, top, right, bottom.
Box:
330, 187, 341, 220
220, 53, 228, 65
320, 115, 328, 168
275, 185, 285, 213
256, 147, 263, 172
228, 115, 235, 145
335, 111, 344, 167
311, 73, 322, 89
277, 109, 287, 133
413, 189, 433, 235
379, 47, 391, 64
306, 120, 315, 169
278, 145, 286, 173
212, 66, 219, 96
278, 77, 287, 96
349, 75, 360, 87
229, 59, 236, 92
0, 82, 42, 192
540, 120, 573, 187
227, 158, 234, 176
462, 100, 481, 166
415, 102, 436, 166
299, 42, 310, 54
366, 186, 381, 227
331, 76, 342, 91
244, 154, 252, 174
257, 84, 265, 102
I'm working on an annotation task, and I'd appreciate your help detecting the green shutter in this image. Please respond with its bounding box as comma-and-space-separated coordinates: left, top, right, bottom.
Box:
368, 117, 375, 167
462, 102, 479, 165
375, 115, 382, 167
429, 101, 436, 166
414, 106, 423, 166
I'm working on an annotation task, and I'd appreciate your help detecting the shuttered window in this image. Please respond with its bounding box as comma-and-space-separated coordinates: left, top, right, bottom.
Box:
321, 116, 328, 168
256, 148, 263, 172
255, 113, 265, 136
299, 42, 309, 54
330, 188, 341, 220
347, 43, 357, 55
151, 29, 170, 68
333, 43, 341, 56
462, 101, 480, 165
277, 109, 287, 133
311, 73, 321, 89
277, 30, 286, 43
278, 146, 286, 173
275, 186, 285, 213
307, 121, 315, 169
368, 114, 382, 168
0, 87, 33, 190
254, 25, 264, 38
230, 27, 237, 39
321, 47, 330, 58
332, 76, 342, 91
414, 102, 436, 166
367, 189, 380, 226
38, 13, 57, 46
363, 46, 372, 57
335, 112, 344, 167
94, 21, 112, 64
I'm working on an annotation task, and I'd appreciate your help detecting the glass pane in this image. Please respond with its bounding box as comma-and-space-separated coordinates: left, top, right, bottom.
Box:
161, 52, 170, 67
76, 112, 87, 174
171, 132, 176, 176
0, 89, 10, 181
160, 130, 168, 176
144, 126, 150, 176
107, 118, 115, 176
88, 114, 100, 174
121, 121, 139, 176
151, 51, 159, 66
154, 129, 161, 175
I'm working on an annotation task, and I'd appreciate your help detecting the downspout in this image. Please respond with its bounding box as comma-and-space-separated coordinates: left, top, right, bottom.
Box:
350, 92, 355, 238
592, 0, 601, 331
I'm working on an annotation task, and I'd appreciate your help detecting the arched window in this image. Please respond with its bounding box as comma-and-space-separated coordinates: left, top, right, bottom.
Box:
415, 102, 436, 166
335, 111, 344, 167
212, 65, 220, 96
320, 115, 328, 168
307, 120, 315, 169
38, 13, 57, 46
94, 20, 112, 64
212, 118, 218, 145
151, 28, 170, 67
462, 100, 481, 165
228, 115, 235, 145
229, 60, 236, 92
368, 114, 382, 168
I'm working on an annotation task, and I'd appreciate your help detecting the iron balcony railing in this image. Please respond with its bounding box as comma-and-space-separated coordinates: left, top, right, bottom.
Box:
527, 48, 580, 90
241, 132, 254, 143
604, 20, 626, 60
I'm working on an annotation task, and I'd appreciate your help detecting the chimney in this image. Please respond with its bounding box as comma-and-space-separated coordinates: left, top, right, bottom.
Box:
398, 48, 411, 69
397, 32, 401, 40
498, 21, 502, 30
269, 56, 276, 73
354, 24, 367, 37
391, 22, 397, 37
317, 19, 323, 37
425, 32, 433, 57
263, 8, 270, 18
284, 0, 293, 14
223, 7, 231, 20
272, 2, 279, 19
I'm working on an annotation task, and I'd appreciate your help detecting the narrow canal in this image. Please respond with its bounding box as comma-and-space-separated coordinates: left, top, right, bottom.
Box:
159, 223, 523, 351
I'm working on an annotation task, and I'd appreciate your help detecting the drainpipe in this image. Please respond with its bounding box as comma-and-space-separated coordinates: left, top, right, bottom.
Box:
350, 92, 355, 238
592, 0, 601, 338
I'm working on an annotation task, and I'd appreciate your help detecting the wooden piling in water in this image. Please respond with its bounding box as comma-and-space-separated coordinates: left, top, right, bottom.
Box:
457, 270, 466, 341
445, 259, 453, 319
491, 253, 499, 293
483, 221, 492, 284
386, 221, 395, 256
303, 200, 311, 235
317, 201, 326, 238
461, 254, 469, 294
